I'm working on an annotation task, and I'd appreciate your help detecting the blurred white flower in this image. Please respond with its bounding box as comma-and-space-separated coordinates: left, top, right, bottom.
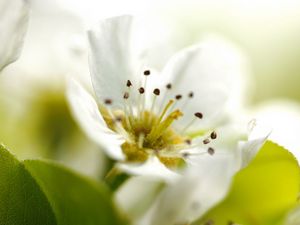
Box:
0, 0, 29, 71
68, 15, 268, 181
0, 0, 105, 178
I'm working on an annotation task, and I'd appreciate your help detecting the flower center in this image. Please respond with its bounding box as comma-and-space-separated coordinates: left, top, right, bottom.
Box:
100, 70, 217, 168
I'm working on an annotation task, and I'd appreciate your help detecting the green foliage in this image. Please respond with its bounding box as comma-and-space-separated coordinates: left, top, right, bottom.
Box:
196, 141, 300, 225
0, 144, 126, 225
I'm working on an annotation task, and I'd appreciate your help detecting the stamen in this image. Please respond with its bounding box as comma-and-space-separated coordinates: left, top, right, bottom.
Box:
140, 70, 150, 118
126, 80, 132, 87
137, 87, 145, 116
150, 88, 161, 114
185, 139, 192, 145
156, 100, 174, 125
138, 132, 145, 149
203, 138, 210, 145
123, 92, 129, 99
175, 94, 182, 100
182, 152, 190, 158
181, 112, 203, 134
124, 80, 135, 118
208, 147, 215, 155
210, 131, 217, 139
105, 104, 132, 142
113, 117, 132, 142
168, 94, 183, 112
153, 88, 160, 96
177, 150, 208, 158
115, 116, 122, 123
123, 91, 134, 127
159, 83, 172, 112
180, 91, 195, 109
122, 100, 132, 130
104, 99, 112, 105
143, 70, 151, 76
194, 112, 203, 119
139, 87, 145, 94
147, 109, 183, 143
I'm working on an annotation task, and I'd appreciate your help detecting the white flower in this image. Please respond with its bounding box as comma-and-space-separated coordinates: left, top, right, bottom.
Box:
115, 122, 269, 225
0, 0, 29, 71
67, 15, 267, 180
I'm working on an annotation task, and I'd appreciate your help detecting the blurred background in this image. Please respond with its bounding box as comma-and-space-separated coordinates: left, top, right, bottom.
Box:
1, 0, 300, 178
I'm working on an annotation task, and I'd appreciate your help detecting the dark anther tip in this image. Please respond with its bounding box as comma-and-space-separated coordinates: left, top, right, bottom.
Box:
139, 87, 145, 94
143, 70, 151, 76
210, 131, 217, 139
194, 112, 203, 119
104, 99, 112, 105
208, 147, 215, 155
126, 80, 132, 87
153, 88, 160, 96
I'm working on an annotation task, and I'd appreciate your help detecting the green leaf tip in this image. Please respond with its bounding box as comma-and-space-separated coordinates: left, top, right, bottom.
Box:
0, 144, 127, 225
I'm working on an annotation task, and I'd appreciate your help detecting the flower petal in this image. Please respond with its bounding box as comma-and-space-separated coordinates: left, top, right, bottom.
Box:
160, 37, 248, 130
117, 156, 179, 182
237, 119, 270, 169
0, 0, 29, 71
67, 79, 125, 160
115, 176, 163, 221
88, 15, 138, 107
143, 152, 237, 225
253, 100, 300, 161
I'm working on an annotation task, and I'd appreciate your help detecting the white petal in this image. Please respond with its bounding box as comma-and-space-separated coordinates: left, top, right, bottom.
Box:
117, 156, 179, 182
237, 119, 270, 169
67, 79, 125, 160
88, 15, 137, 107
115, 176, 163, 221
160, 37, 248, 130
145, 152, 237, 225
253, 100, 300, 161
0, 0, 29, 71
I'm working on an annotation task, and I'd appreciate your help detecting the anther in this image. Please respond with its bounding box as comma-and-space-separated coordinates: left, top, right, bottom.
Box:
104, 99, 112, 105
185, 139, 192, 145
123, 92, 129, 99
194, 112, 203, 119
175, 94, 182, 100
143, 70, 151, 76
182, 152, 190, 158
181, 112, 203, 134
166, 83, 172, 89
115, 116, 123, 123
139, 87, 145, 94
208, 147, 215, 155
203, 139, 210, 145
126, 80, 132, 87
153, 88, 160, 96
210, 131, 217, 139
188, 91, 194, 98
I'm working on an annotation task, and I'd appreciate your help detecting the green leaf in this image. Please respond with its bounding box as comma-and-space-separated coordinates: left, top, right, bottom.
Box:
197, 141, 300, 225
0, 144, 56, 225
0, 144, 126, 225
